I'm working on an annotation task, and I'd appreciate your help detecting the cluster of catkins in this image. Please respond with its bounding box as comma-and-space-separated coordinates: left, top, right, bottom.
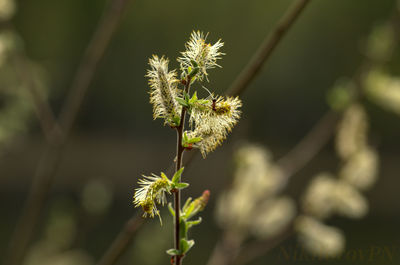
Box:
134, 31, 242, 219
297, 103, 379, 257
216, 144, 296, 242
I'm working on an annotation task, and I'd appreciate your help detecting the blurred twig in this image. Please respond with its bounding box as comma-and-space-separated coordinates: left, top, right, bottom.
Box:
277, 111, 340, 184
12, 55, 62, 144
233, 224, 294, 265
97, 213, 144, 265
5, 1, 130, 265
226, 0, 311, 96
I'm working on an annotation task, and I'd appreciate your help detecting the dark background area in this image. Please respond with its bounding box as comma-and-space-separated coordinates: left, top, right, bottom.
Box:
1, 0, 399, 264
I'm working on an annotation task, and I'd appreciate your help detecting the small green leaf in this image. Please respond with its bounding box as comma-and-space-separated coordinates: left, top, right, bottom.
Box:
172, 167, 184, 184
183, 91, 190, 102
187, 137, 202, 144
168, 203, 175, 217
182, 197, 192, 212
166, 249, 181, 256
172, 115, 181, 126
175, 183, 189, 189
189, 91, 198, 104
176, 97, 189, 107
187, 217, 202, 228
160, 172, 169, 180
180, 239, 195, 254
197, 99, 210, 105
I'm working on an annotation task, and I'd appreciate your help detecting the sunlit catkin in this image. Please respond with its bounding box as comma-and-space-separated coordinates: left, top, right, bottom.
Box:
177, 31, 224, 81
146, 55, 181, 127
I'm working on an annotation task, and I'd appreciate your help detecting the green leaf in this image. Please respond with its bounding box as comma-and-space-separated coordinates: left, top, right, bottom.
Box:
187, 217, 202, 228
171, 115, 181, 127
183, 131, 188, 142
183, 91, 190, 102
166, 249, 181, 256
182, 197, 192, 212
168, 203, 175, 217
187, 137, 202, 144
175, 183, 189, 189
160, 172, 169, 180
172, 167, 184, 184
197, 99, 210, 105
180, 239, 195, 254
176, 97, 189, 107
189, 91, 198, 104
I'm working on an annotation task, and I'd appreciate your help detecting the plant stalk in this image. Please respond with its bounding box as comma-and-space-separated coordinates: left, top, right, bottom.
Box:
173, 77, 191, 265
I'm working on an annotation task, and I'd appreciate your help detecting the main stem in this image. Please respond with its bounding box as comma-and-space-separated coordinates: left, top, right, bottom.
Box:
174, 78, 191, 265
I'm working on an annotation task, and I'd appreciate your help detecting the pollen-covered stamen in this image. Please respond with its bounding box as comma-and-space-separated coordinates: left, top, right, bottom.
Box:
178, 31, 224, 81
147, 55, 181, 126
188, 95, 242, 157
133, 173, 172, 220
157, 67, 179, 118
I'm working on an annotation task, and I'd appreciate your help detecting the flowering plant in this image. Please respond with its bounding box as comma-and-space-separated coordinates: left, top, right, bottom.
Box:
133, 31, 242, 264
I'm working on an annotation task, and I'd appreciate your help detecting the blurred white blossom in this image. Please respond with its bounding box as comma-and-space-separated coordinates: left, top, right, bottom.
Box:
302, 173, 337, 219
216, 144, 285, 235
339, 147, 379, 191
364, 70, 400, 116
250, 197, 296, 239
0, 0, 15, 21
296, 216, 345, 258
333, 180, 368, 219
366, 23, 395, 62
336, 104, 368, 160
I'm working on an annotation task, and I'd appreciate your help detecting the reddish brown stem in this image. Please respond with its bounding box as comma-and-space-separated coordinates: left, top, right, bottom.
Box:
173, 77, 191, 265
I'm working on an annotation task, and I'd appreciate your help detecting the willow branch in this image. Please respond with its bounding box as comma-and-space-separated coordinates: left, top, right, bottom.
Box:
12, 55, 62, 144
93, 1, 313, 264
173, 78, 191, 265
226, 0, 312, 96
5, 1, 130, 265
96, 213, 144, 265
233, 224, 294, 265
277, 110, 340, 184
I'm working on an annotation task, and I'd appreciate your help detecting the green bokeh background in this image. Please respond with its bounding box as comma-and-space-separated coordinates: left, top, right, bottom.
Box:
1, 0, 399, 264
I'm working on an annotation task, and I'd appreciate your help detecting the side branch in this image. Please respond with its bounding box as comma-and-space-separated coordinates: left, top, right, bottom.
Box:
96, 213, 144, 265
227, 0, 312, 96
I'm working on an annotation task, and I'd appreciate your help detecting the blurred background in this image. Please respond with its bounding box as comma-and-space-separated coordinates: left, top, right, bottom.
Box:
0, 0, 399, 264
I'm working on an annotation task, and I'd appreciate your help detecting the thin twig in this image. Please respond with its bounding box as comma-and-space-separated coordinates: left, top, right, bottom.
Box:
233, 224, 294, 265
173, 77, 191, 265
226, 0, 312, 97
277, 111, 339, 184
5, 1, 130, 265
97, 213, 144, 265
59, 0, 130, 133
12, 55, 62, 144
